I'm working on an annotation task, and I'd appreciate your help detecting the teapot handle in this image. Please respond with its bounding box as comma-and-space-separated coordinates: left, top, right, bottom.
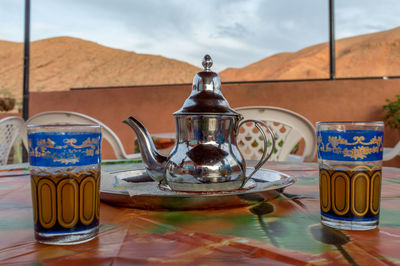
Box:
238, 119, 276, 183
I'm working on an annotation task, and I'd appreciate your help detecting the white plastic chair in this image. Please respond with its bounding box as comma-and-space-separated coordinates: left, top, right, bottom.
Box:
25, 111, 140, 160
0, 116, 25, 165
235, 106, 317, 162
383, 141, 400, 161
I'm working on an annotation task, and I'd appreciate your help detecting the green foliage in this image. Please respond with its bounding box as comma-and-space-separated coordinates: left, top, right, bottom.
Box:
0, 88, 14, 98
0, 88, 17, 112
383, 95, 400, 129
290, 142, 300, 155
278, 140, 284, 147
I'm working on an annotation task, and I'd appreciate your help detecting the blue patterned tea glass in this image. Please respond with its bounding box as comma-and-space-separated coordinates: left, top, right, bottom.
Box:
27, 124, 102, 244
316, 121, 384, 230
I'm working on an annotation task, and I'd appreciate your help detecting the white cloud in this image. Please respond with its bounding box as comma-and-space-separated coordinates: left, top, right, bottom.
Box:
1, 0, 400, 71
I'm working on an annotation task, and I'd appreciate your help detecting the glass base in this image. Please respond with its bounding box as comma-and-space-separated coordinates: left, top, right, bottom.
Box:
35, 226, 98, 245
321, 215, 378, 231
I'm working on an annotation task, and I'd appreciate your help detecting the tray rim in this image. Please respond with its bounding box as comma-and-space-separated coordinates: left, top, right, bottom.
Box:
100, 167, 296, 198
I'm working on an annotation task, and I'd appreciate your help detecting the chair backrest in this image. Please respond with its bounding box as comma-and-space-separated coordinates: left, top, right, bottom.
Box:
383, 141, 400, 161
26, 111, 139, 160
235, 106, 317, 162
0, 116, 25, 165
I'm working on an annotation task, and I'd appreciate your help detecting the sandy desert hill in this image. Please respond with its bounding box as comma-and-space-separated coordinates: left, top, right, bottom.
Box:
220, 27, 400, 81
0, 37, 201, 105
2, 27, 400, 106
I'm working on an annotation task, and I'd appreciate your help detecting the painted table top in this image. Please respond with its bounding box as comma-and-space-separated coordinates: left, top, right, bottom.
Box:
0, 161, 399, 265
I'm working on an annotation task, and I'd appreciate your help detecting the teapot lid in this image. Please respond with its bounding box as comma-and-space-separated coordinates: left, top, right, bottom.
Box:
174, 55, 239, 116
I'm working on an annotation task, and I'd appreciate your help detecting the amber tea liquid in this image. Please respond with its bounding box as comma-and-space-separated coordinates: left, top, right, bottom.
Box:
317, 122, 384, 230
319, 167, 381, 230
28, 125, 102, 244
31, 167, 100, 244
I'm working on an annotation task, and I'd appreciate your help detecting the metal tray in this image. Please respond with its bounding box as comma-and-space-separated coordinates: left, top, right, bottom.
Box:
100, 167, 296, 210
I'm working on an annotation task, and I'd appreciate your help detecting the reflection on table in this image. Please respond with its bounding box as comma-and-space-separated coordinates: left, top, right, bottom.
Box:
0, 161, 399, 265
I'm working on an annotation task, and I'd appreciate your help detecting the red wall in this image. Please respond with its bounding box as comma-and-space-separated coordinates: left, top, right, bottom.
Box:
29, 78, 400, 165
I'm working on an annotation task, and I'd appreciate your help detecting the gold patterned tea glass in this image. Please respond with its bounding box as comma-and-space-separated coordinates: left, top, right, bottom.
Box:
316, 121, 384, 230
27, 124, 102, 244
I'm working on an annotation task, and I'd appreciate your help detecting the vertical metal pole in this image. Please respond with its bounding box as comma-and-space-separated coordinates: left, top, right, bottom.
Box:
329, 0, 336, 79
23, 0, 30, 120
22, 0, 30, 162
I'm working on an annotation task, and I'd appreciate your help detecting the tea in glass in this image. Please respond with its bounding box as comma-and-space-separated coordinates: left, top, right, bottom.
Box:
316, 121, 383, 230
28, 124, 102, 244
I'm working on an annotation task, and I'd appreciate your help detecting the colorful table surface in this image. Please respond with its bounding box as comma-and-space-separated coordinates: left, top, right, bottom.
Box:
1, 161, 400, 265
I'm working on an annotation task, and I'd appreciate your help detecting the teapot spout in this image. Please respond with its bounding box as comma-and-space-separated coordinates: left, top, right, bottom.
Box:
123, 116, 167, 182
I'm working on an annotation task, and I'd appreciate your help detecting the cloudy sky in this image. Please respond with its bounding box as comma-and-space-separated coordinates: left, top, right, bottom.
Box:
1, 0, 400, 71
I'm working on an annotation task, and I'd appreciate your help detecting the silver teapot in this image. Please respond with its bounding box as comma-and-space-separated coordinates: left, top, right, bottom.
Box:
124, 55, 275, 192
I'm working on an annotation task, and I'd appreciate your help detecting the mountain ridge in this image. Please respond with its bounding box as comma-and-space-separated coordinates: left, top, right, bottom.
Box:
220, 27, 400, 81
0, 36, 201, 104
2, 27, 400, 105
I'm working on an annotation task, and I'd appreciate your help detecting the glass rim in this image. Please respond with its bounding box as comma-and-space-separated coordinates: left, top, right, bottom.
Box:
27, 123, 101, 129
316, 121, 384, 126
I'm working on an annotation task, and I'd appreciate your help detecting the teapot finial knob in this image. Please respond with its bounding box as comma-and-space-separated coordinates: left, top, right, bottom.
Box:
202, 54, 213, 71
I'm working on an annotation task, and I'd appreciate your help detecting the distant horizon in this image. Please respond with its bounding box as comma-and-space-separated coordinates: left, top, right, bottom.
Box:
2, 25, 399, 73
2, 0, 400, 71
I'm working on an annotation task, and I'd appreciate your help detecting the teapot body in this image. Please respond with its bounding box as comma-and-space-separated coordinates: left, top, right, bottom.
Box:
165, 114, 246, 191
123, 55, 276, 192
